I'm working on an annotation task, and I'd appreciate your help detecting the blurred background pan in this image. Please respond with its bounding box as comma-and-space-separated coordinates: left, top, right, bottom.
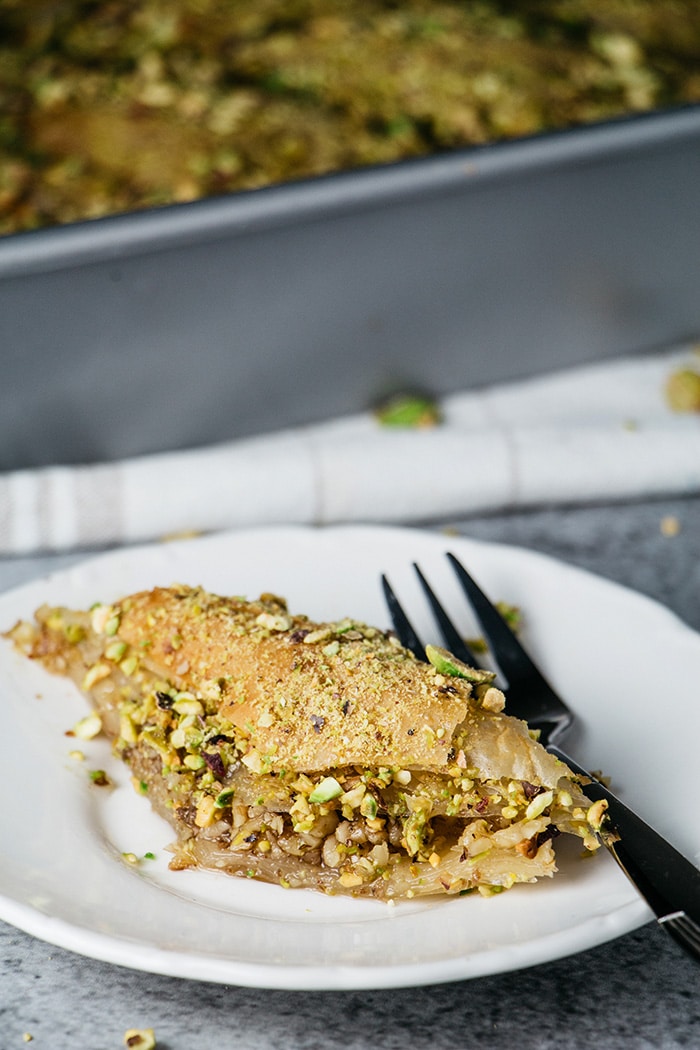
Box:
1, 105, 699, 470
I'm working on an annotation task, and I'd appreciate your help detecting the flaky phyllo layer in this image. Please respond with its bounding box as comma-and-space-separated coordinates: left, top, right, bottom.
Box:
8, 585, 605, 899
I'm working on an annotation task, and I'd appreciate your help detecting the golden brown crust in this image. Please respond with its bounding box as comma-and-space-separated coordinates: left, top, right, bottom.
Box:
116, 585, 474, 772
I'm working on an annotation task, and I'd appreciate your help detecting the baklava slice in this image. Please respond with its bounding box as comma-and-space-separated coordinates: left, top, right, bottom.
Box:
7, 585, 604, 898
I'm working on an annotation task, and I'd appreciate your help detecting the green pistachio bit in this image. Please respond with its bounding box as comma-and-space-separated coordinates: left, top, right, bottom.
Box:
105, 640, 127, 661
141, 728, 170, 759
119, 655, 139, 677
525, 789, 554, 820
496, 601, 521, 632
425, 644, 496, 683
334, 619, 355, 634
403, 808, 429, 856
72, 712, 102, 740
64, 623, 85, 644
309, 776, 343, 804
89, 769, 110, 786
104, 615, 120, 636
169, 727, 186, 748
360, 793, 378, 819
214, 787, 236, 808
666, 368, 700, 412
375, 393, 441, 428
119, 712, 137, 745
183, 754, 206, 770
173, 697, 203, 716
143, 852, 156, 860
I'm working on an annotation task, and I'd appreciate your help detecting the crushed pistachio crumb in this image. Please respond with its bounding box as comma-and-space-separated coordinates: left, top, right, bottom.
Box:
525, 789, 554, 820
480, 687, 506, 713
105, 640, 128, 661
184, 754, 207, 771
660, 515, 681, 537
195, 794, 217, 827
665, 367, 700, 412
339, 871, 364, 888
120, 655, 139, 677
586, 798, 608, 831
309, 776, 343, 804
90, 604, 114, 634
360, 794, 378, 819
374, 392, 441, 428
255, 611, 292, 631
89, 769, 111, 786
303, 627, 333, 645
64, 623, 85, 644
214, 787, 236, 808
173, 697, 204, 716
477, 884, 504, 897
425, 644, 495, 683
124, 1029, 156, 1050
82, 663, 111, 690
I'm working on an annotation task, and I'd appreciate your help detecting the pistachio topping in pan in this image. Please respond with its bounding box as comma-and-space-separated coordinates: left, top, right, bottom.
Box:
2, 1, 699, 236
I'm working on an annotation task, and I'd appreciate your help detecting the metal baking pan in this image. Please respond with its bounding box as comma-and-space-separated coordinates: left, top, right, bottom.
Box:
1, 105, 699, 471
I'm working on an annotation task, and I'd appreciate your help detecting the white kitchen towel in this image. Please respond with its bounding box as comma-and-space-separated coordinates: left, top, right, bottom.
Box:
2, 344, 699, 555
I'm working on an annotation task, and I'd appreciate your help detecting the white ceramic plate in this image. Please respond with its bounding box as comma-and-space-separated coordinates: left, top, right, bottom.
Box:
1, 525, 699, 989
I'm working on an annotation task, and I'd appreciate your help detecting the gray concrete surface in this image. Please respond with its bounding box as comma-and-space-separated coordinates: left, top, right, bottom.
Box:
2, 495, 699, 1049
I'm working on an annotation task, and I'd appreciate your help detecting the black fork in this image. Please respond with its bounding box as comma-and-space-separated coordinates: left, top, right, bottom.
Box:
381, 553, 700, 964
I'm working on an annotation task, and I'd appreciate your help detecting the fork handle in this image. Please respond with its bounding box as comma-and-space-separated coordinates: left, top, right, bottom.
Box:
550, 744, 700, 960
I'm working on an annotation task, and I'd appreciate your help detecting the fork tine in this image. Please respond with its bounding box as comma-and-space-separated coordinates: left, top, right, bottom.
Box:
446, 552, 573, 739
446, 552, 545, 690
412, 563, 482, 667
381, 574, 426, 661
661, 913, 700, 962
